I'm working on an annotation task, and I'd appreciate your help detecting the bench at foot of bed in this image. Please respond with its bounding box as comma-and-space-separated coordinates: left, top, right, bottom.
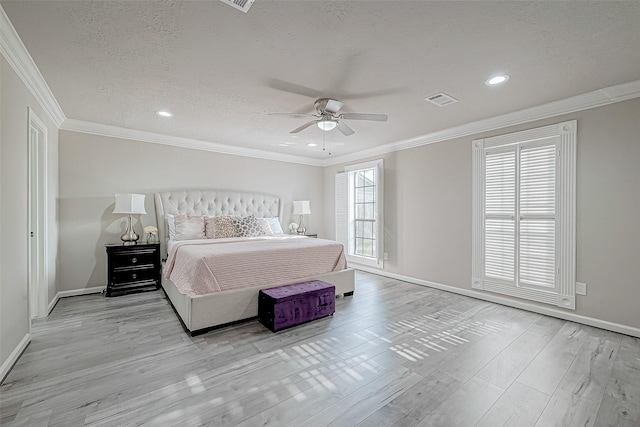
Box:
258, 280, 336, 332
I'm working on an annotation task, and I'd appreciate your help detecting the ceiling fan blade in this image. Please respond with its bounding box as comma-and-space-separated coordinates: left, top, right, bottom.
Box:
267, 78, 322, 99
268, 112, 316, 118
324, 99, 344, 114
336, 121, 355, 136
290, 120, 318, 134
340, 113, 388, 122
341, 87, 406, 101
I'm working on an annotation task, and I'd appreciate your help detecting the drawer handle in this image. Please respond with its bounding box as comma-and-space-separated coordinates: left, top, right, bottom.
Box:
132, 273, 137, 279
132, 257, 138, 264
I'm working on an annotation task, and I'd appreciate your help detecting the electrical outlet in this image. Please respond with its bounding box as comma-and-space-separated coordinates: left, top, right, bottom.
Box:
383, 252, 388, 260
576, 282, 587, 295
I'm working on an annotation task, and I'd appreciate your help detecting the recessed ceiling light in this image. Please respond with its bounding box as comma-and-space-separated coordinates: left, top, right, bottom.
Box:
486, 75, 509, 86
156, 110, 173, 117
307, 143, 317, 147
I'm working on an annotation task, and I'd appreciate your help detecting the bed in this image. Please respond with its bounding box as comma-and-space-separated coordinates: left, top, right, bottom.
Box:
154, 190, 355, 335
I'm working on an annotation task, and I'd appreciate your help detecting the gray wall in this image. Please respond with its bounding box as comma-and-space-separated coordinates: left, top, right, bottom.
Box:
0, 56, 59, 369
58, 130, 324, 291
324, 97, 640, 330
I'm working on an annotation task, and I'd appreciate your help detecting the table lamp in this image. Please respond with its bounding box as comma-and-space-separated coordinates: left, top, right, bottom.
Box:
113, 193, 146, 245
292, 200, 311, 235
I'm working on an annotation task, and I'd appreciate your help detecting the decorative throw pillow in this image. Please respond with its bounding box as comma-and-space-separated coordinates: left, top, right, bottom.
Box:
266, 217, 284, 235
204, 216, 215, 238
257, 218, 274, 236
174, 215, 206, 240
233, 215, 265, 237
213, 216, 239, 239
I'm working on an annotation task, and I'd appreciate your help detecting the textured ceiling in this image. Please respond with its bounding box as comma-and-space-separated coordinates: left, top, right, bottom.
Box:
3, 1, 640, 159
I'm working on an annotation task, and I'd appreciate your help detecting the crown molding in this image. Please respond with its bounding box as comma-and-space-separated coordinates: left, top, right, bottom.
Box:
0, 5, 66, 127
60, 119, 325, 167
58, 78, 640, 168
323, 78, 640, 166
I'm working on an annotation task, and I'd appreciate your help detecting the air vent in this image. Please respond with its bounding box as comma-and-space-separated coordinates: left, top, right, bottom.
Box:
425, 92, 458, 107
219, 0, 255, 13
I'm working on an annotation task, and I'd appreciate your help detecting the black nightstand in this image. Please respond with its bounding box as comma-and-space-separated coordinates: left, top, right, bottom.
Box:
105, 243, 161, 297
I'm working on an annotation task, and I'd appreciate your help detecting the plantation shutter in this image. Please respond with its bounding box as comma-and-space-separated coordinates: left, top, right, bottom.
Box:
472, 121, 576, 309
335, 172, 349, 251
373, 161, 384, 266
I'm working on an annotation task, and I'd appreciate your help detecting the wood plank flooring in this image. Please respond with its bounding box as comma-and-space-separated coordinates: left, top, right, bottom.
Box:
1, 271, 639, 426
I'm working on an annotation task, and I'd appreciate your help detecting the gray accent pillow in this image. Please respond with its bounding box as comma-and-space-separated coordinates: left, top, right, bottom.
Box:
233, 215, 265, 237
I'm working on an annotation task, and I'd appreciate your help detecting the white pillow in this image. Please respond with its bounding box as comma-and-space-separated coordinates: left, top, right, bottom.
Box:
173, 215, 206, 240
265, 217, 284, 235
167, 214, 176, 240
257, 218, 275, 236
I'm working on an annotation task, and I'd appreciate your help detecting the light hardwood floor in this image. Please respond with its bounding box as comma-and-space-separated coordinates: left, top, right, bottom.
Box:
1, 271, 639, 426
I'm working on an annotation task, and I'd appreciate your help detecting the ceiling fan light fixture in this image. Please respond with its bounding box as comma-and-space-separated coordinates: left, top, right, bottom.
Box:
317, 120, 337, 131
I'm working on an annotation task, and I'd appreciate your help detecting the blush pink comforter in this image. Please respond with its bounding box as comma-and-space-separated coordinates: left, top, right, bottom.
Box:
164, 236, 347, 295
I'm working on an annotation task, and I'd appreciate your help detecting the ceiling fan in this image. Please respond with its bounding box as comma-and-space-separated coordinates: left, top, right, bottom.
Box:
269, 98, 388, 136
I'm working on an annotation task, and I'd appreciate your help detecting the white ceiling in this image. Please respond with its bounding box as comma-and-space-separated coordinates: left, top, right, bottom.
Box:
3, 1, 640, 160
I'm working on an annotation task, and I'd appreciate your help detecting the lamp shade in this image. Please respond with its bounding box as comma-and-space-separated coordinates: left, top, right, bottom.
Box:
113, 193, 147, 215
292, 200, 311, 215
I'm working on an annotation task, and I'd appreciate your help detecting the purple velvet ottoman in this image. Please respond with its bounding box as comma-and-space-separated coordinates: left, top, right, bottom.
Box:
258, 280, 336, 332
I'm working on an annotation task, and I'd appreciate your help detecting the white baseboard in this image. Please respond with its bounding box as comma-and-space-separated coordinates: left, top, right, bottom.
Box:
0, 333, 30, 384
354, 266, 640, 338
47, 286, 106, 315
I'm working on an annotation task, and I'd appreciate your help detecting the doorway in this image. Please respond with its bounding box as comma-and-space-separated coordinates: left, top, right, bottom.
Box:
28, 108, 48, 320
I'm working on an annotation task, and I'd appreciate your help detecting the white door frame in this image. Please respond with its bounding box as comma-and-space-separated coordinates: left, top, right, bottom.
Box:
28, 107, 48, 319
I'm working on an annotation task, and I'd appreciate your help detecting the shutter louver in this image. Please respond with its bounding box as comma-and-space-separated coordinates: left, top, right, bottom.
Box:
484, 150, 516, 283
519, 144, 556, 288
485, 219, 515, 281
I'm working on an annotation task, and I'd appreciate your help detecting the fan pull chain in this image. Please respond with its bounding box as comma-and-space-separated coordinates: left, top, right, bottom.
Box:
322, 129, 332, 155
323, 129, 326, 152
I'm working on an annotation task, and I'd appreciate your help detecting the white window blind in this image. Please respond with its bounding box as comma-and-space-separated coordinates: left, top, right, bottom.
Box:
472, 121, 576, 309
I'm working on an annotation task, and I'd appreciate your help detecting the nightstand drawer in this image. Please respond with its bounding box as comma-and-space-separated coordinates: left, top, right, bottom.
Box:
111, 248, 158, 268
111, 265, 157, 284
107, 280, 158, 297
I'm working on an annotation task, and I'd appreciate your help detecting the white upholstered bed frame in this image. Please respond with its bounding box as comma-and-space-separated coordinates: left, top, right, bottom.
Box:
154, 190, 355, 335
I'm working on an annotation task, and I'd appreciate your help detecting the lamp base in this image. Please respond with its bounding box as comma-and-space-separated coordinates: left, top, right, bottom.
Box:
296, 215, 306, 235
120, 214, 139, 245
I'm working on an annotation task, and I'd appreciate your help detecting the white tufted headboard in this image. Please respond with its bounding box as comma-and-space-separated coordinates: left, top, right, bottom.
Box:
154, 189, 283, 257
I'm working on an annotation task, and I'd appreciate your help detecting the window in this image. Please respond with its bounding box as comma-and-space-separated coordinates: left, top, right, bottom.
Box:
336, 159, 384, 267
472, 121, 576, 309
